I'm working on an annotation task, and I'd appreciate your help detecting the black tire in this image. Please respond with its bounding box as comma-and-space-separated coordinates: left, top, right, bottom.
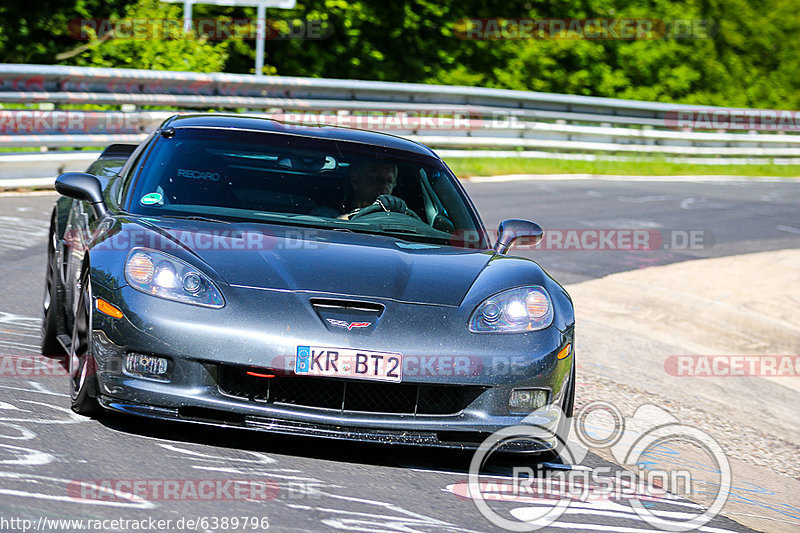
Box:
69, 267, 102, 416
41, 224, 65, 356
536, 361, 576, 463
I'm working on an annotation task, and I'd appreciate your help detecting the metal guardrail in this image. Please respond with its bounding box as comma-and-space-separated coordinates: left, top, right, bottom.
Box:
0, 64, 710, 113
6, 149, 799, 190
2, 109, 800, 145
0, 152, 100, 183
1, 63, 799, 172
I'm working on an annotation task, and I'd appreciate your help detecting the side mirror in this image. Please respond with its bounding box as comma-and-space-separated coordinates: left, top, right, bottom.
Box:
494, 219, 543, 254
55, 172, 108, 219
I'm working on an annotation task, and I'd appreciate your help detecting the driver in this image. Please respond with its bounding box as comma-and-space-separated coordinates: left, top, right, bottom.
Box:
339, 160, 415, 220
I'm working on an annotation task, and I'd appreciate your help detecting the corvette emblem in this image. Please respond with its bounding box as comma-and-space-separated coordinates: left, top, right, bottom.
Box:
326, 318, 372, 330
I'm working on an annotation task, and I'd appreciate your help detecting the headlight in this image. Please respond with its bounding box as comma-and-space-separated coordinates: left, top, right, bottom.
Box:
125, 248, 224, 308
469, 286, 553, 333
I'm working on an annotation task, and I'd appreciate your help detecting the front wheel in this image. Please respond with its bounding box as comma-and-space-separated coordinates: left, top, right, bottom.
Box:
69, 268, 102, 416
41, 225, 65, 356
537, 361, 576, 463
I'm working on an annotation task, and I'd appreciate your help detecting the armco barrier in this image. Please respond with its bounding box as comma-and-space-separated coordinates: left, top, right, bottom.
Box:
1, 64, 799, 184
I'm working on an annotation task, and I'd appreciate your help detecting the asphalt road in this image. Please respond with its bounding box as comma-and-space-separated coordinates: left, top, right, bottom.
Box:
464, 177, 800, 284
0, 178, 798, 533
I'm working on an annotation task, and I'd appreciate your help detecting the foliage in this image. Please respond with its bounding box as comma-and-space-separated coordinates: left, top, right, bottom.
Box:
66, 0, 229, 72
0, 0, 798, 108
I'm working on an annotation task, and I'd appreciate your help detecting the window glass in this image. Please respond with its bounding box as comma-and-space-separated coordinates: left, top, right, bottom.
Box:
127, 128, 486, 248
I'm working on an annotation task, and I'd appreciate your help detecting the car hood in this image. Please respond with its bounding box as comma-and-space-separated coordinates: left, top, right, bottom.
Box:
132, 219, 494, 307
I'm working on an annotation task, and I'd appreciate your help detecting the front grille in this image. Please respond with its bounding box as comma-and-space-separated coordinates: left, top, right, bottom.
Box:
217, 365, 487, 415
270, 376, 343, 409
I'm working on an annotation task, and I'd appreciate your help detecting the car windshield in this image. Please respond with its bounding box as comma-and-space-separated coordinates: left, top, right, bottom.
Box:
126, 127, 487, 248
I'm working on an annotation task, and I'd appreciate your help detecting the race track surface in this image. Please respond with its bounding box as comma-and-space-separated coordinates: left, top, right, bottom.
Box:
0, 178, 798, 532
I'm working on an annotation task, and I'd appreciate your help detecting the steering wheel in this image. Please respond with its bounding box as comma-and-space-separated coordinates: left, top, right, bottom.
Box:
348, 194, 422, 221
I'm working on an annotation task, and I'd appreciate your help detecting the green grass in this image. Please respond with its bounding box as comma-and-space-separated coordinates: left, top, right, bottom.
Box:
446, 157, 800, 178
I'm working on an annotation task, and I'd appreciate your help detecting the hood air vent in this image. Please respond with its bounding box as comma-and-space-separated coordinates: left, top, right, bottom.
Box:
310, 298, 385, 335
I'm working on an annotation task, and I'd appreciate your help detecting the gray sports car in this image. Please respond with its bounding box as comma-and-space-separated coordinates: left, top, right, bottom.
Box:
44, 114, 575, 454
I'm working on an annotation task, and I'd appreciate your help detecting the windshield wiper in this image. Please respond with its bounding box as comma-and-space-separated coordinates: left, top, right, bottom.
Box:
379, 226, 420, 235
367, 226, 451, 245
157, 215, 231, 224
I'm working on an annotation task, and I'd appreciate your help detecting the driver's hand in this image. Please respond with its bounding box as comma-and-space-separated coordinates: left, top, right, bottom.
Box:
374, 194, 407, 212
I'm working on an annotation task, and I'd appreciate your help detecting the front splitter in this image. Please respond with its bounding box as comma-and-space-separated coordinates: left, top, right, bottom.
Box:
99, 396, 555, 453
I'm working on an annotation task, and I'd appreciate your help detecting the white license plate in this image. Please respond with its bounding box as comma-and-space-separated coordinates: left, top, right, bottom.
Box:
295, 346, 402, 382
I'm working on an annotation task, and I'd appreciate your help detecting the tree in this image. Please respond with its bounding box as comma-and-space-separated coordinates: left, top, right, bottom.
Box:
0, 0, 798, 109
64, 0, 229, 72
0, 0, 128, 63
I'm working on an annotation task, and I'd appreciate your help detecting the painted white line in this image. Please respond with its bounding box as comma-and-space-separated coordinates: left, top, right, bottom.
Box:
0, 344, 40, 354
287, 491, 483, 533
0, 472, 154, 509
157, 442, 277, 464
466, 174, 800, 183
0, 178, 55, 189
618, 195, 671, 203
437, 150, 800, 166
509, 510, 739, 533
0, 339, 41, 350
0, 443, 53, 466
0, 312, 41, 330
0, 423, 36, 440
0, 218, 49, 252
0, 191, 58, 197
0, 330, 40, 339
25, 382, 62, 395
0, 400, 87, 423
0, 384, 68, 397
578, 218, 663, 229
192, 466, 323, 483
776, 225, 800, 236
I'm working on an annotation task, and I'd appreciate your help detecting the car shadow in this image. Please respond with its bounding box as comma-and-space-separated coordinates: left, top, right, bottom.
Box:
96, 411, 606, 478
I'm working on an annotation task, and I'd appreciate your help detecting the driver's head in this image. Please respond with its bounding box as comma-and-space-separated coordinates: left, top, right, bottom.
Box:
350, 160, 398, 208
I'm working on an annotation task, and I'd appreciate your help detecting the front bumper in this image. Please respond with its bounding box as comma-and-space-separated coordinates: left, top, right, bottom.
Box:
91, 284, 575, 451
99, 396, 557, 452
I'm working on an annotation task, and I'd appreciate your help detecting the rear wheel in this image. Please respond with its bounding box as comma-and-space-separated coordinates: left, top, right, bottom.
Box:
41, 225, 65, 356
69, 268, 102, 416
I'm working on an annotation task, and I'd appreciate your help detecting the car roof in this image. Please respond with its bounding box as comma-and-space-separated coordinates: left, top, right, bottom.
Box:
162, 114, 440, 159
